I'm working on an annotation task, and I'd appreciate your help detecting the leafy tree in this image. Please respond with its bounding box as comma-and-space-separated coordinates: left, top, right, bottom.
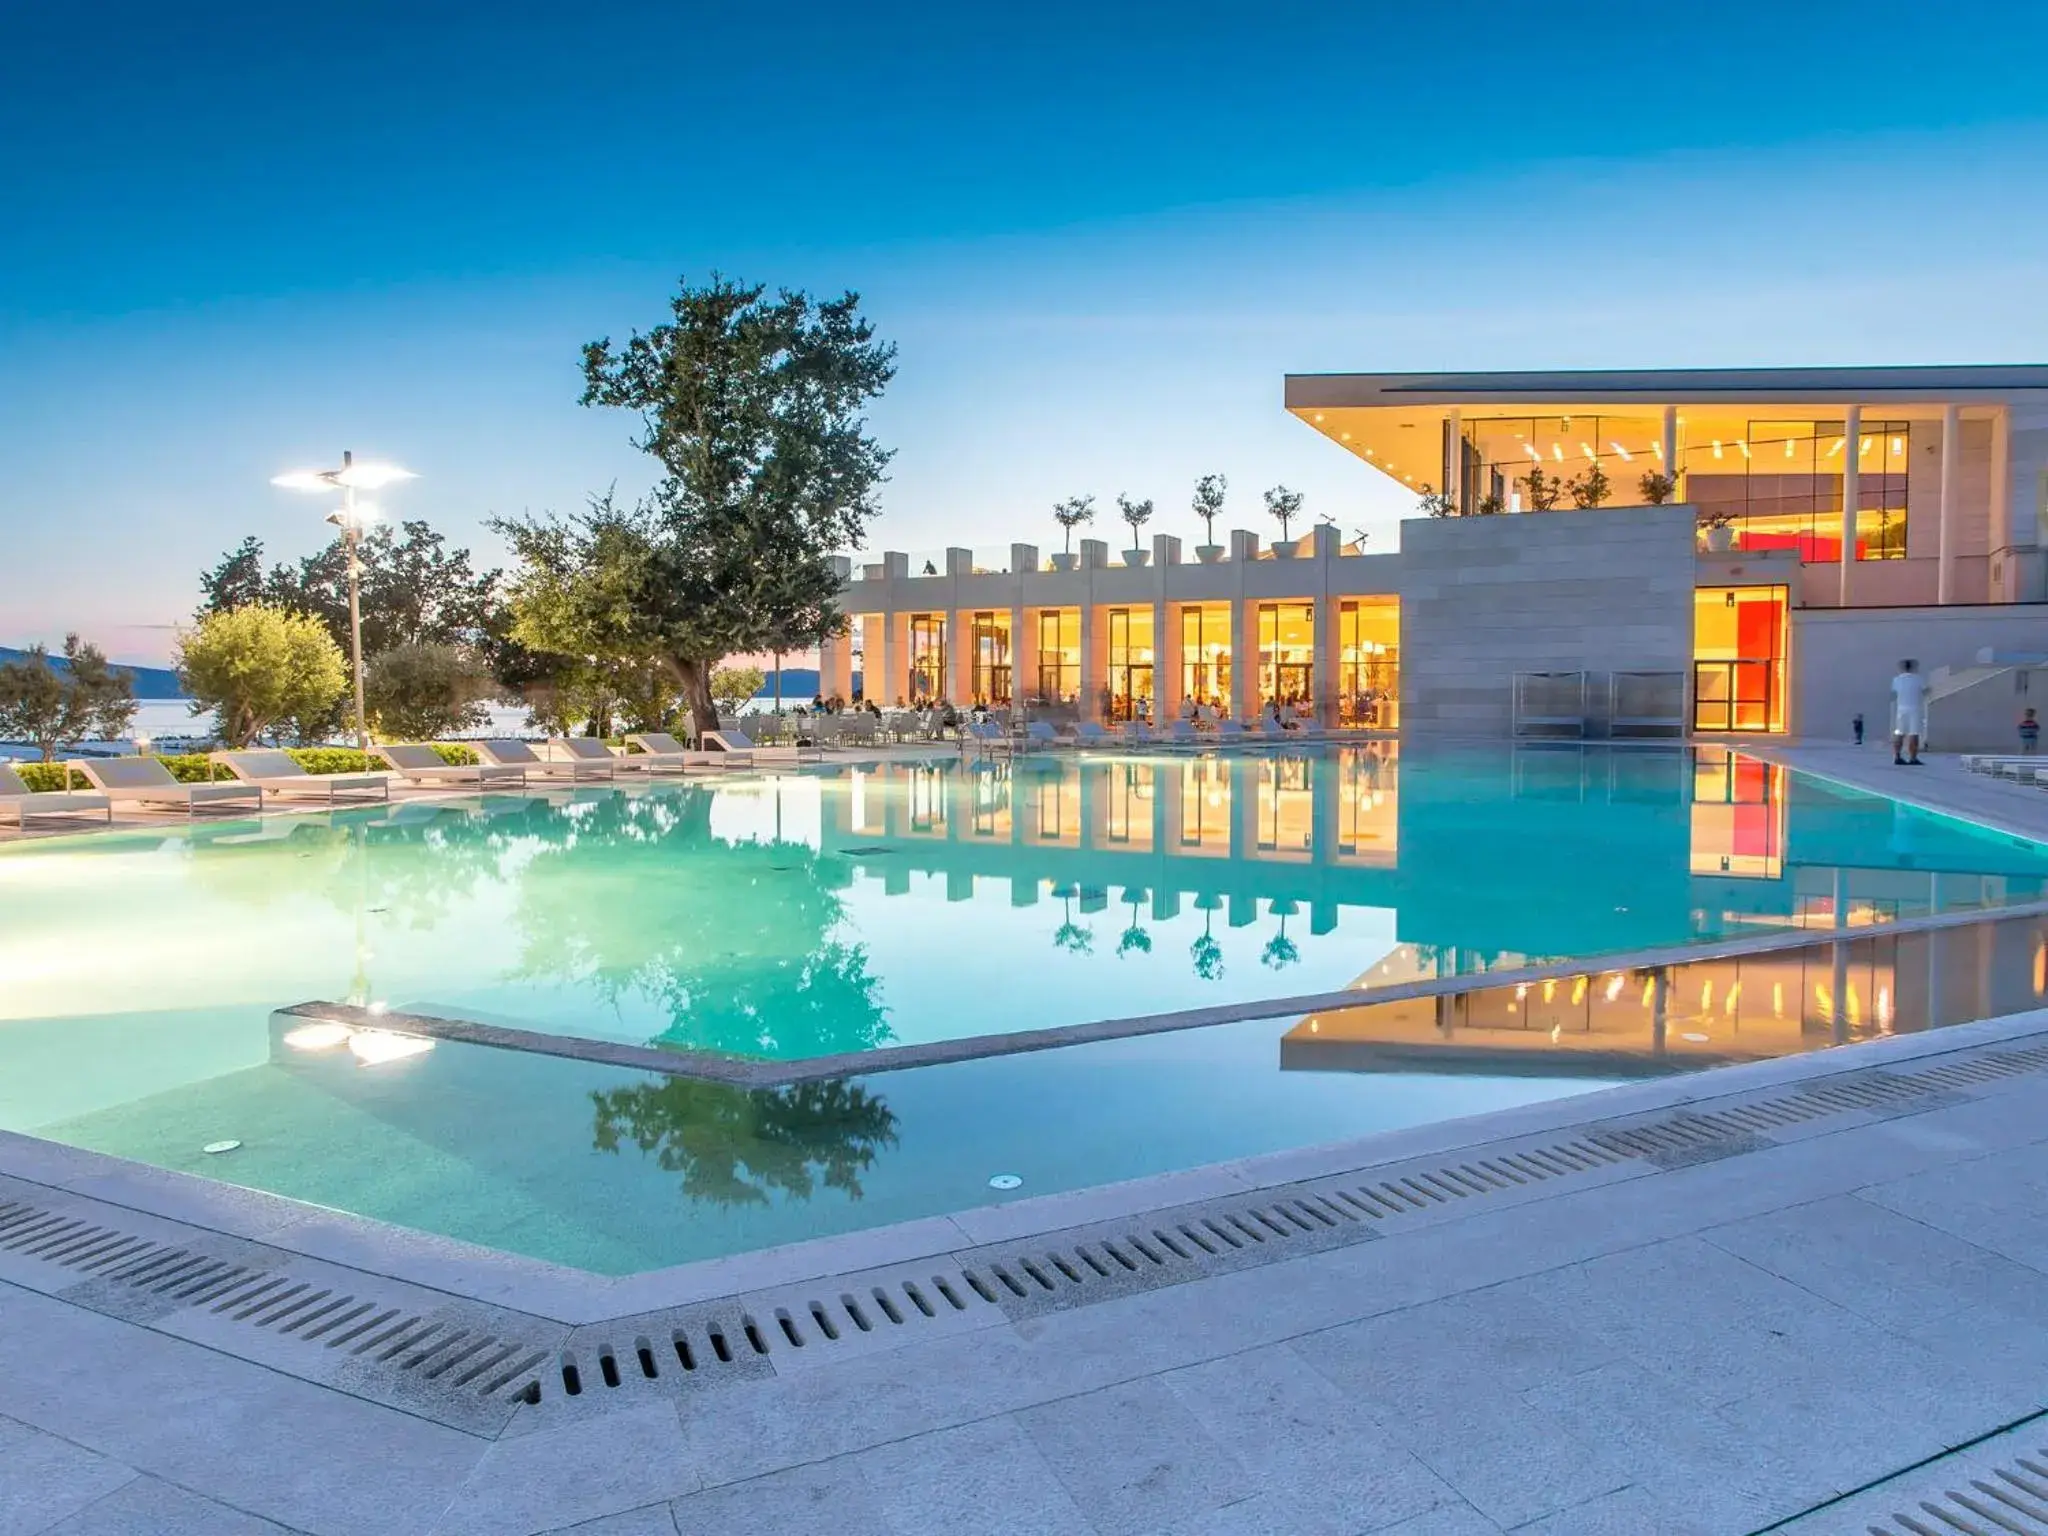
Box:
1638, 470, 1679, 505
1192, 474, 1226, 545
1261, 901, 1300, 971
590, 1078, 898, 1209
1051, 494, 1095, 557
710, 664, 766, 716
1416, 485, 1458, 518
0, 636, 138, 761
1116, 888, 1152, 958
1116, 493, 1154, 553
1521, 465, 1562, 511
364, 642, 490, 740
492, 492, 685, 736
199, 522, 501, 656
197, 536, 269, 617
575, 274, 896, 731
176, 605, 347, 748
1264, 484, 1305, 541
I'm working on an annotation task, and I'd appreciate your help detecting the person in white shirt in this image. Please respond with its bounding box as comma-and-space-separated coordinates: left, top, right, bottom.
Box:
1890, 659, 1927, 766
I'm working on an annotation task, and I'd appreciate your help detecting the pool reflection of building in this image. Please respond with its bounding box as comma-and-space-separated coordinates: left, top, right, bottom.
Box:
1282, 913, 2048, 1080
818, 745, 2048, 967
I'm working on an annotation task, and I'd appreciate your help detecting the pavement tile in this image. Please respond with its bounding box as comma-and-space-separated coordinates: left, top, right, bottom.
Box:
1014, 1376, 1244, 1535
431, 1402, 695, 1536
0, 1416, 139, 1536
541, 1504, 680, 1536
41, 1478, 301, 1536
1505, 1484, 1714, 1536
0, 1285, 483, 1536
853, 1415, 1095, 1536
1159, 1347, 1458, 1535
1704, 1193, 2048, 1332
669, 1460, 893, 1536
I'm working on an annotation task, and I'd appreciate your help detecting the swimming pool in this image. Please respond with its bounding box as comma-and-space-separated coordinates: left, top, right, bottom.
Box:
5, 742, 2047, 1272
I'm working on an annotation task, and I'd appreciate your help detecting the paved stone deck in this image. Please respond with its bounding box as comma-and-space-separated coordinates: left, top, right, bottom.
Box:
8, 741, 2048, 1535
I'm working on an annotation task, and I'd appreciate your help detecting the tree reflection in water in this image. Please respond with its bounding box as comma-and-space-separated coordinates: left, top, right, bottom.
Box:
509, 788, 894, 1060
590, 1076, 898, 1208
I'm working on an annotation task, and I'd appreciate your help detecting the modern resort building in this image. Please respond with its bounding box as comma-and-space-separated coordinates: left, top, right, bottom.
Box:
821, 366, 2048, 746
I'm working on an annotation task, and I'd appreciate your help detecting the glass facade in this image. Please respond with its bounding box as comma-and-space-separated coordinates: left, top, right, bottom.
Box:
1256, 603, 1314, 712
1179, 605, 1232, 710
1682, 419, 1910, 560
969, 611, 1011, 706
1338, 600, 1399, 728
1035, 609, 1079, 703
1694, 586, 1788, 733
908, 614, 946, 705
1106, 607, 1156, 722
1453, 413, 1911, 560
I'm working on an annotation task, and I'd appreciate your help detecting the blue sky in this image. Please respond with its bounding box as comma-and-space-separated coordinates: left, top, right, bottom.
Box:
5, 1, 2048, 662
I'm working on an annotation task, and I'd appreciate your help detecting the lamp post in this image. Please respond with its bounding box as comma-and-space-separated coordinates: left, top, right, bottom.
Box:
272, 451, 416, 755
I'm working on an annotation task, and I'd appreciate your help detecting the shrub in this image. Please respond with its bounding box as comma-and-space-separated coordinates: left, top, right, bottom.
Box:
365, 642, 492, 741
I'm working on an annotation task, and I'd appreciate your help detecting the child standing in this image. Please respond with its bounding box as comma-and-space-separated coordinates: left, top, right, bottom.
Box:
2022, 708, 2041, 754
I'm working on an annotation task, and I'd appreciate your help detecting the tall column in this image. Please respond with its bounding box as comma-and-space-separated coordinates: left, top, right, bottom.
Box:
1442, 408, 1462, 512
1661, 406, 1679, 496
1154, 600, 1179, 721
1991, 407, 2014, 600
1010, 604, 1033, 710
1230, 599, 1255, 720
947, 611, 971, 704
879, 613, 909, 707
1077, 603, 1100, 722
1838, 405, 1862, 608
820, 628, 853, 701
1312, 594, 1335, 727
859, 613, 884, 703
1937, 405, 1961, 605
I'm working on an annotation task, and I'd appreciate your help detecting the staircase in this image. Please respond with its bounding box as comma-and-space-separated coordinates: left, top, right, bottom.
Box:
1927, 648, 2048, 704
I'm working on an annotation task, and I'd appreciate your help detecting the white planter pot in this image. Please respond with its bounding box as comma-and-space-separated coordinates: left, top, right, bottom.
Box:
1048, 552, 1079, 572
1704, 525, 1734, 552
1123, 549, 1151, 568
1195, 544, 1225, 564
1270, 539, 1302, 559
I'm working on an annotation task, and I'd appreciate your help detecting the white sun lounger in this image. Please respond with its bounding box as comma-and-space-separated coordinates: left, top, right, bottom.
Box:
372, 743, 527, 787
1067, 722, 1110, 747
702, 727, 819, 763
69, 756, 264, 817
1022, 720, 1062, 750
0, 762, 111, 828
210, 749, 390, 804
549, 736, 681, 776
624, 731, 747, 770
472, 739, 615, 781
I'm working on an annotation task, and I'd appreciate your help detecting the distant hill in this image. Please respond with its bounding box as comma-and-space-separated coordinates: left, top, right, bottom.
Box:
0, 646, 187, 700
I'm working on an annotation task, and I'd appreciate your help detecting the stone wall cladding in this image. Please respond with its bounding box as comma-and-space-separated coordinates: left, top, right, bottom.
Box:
1396, 504, 1696, 734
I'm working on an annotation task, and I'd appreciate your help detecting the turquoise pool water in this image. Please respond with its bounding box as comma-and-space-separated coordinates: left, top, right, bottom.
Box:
5, 742, 2046, 1272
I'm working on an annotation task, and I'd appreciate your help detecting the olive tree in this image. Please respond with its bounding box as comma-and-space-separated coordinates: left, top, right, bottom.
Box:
176, 606, 347, 747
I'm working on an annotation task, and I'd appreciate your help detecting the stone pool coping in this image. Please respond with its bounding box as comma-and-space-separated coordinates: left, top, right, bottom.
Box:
8, 1000, 2048, 1328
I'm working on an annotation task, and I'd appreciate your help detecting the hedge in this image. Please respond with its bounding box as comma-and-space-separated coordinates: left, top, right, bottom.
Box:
12, 742, 479, 794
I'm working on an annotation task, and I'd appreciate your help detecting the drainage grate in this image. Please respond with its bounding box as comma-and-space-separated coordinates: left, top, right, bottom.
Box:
0, 1194, 555, 1424
1774, 1424, 2048, 1534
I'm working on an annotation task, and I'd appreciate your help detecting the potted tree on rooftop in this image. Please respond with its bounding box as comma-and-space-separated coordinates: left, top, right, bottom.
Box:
1265, 485, 1305, 557
1049, 495, 1094, 571
1117, 494, 1154, 567
1192, 473, 1227, 563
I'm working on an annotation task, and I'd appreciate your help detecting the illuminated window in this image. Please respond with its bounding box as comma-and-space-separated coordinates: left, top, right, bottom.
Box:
908, 614, 947, 705
1106, 607, 1155, 723
969, 611, 1010, 706
1338, 600, 1399, 728
1693, 587, 1787, 733
1257, 603, 1314, 711
1035, 609, 1078, 702
1179, 606, 1232, 709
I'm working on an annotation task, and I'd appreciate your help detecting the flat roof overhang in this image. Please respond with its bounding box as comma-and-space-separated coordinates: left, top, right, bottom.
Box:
1284, 365, 2048, 490
1285, 365, 2048, 413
